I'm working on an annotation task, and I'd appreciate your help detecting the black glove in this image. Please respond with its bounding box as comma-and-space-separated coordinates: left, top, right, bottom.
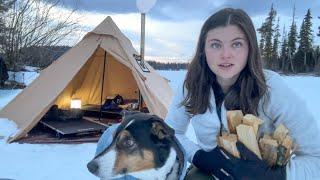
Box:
192, 146, 234, 180
219, 142, 287, 180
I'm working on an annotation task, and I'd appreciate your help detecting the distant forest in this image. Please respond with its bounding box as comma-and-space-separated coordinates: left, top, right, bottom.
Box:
7, 45, 189, 70
147, 60, 188, 70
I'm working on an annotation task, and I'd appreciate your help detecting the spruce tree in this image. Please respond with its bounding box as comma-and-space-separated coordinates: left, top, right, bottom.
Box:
288, 23, 297, 58
258, 4, 276, 69
272, 18, 280, 70
280, 26, 288, 72
318, 16, 320, 37
299, 9, 313, 53
287, 5, 297, 72
314, 46, 320, 74
297, 9, 313, 72
258, 24, 266, 53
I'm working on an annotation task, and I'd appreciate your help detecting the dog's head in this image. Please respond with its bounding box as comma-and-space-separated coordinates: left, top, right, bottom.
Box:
87, 111, 184, 179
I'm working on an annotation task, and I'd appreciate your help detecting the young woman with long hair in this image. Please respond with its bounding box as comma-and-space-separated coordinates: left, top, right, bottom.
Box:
165, 8, 320, 179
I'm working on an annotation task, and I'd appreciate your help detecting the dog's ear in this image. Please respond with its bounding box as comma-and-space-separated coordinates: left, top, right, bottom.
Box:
151, 121, 174, 140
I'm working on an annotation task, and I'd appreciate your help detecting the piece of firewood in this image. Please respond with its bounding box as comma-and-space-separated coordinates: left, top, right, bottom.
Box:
242, 114, 264, 136
236, 124, 262, 159
277, 145, 287, 166
259, 138, 278, 166
273, 124, 289, 143
217, 131, 229, 147
227, 110, 243, 133
218, 133, 240, 158
281, 135, 293, 161
262, 134, 272, 140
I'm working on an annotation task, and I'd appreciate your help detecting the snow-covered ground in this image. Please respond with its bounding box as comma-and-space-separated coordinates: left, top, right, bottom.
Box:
8, 70, 39, 85
1, 70, 320, 180
0, 70, 39, 110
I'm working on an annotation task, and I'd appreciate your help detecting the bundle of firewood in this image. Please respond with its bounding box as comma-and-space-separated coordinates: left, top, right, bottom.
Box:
217, 110, 294, 167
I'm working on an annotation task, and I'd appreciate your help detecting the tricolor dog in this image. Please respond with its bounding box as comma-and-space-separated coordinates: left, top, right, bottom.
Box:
87, 112, 187, 180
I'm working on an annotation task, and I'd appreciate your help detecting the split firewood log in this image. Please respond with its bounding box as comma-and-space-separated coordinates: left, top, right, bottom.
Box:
242, 114, 264, 136
282, 135, 293, 160
236, 124, 262, 159
275, 134, 294, 166
218, 133, 240, 158
273, 124, 289, 143
259, 137, 278, 166
227, 110, 243, 134
262, 134, 273, 140
276, 145, 287, 166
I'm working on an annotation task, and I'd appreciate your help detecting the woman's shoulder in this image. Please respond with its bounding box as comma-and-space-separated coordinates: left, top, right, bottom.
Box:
262, 69, 300, 102
263, 69, 282, 81
263, 69, 285, 88
172, 80, 187, 97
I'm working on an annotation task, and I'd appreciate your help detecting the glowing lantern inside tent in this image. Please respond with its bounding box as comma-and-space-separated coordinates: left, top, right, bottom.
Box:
70, 99, 81, 109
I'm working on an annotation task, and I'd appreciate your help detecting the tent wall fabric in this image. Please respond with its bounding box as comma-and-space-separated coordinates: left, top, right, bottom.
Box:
0, 16, 173, 142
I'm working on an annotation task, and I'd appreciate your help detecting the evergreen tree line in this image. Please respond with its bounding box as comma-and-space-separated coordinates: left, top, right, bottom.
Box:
259, 4, 320, 75
147, 60, 188, 70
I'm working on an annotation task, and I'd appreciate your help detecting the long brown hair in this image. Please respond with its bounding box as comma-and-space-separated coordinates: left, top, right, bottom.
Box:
181, 8, 267, 115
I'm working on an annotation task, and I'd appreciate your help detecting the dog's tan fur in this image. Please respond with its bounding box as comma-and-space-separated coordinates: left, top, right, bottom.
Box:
113, 130, 156, 174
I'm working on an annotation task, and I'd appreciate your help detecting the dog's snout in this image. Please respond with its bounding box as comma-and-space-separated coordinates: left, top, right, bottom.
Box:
87, 160, 99, 174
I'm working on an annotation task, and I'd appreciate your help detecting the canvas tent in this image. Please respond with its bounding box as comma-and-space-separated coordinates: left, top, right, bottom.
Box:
0, 16, 173, 142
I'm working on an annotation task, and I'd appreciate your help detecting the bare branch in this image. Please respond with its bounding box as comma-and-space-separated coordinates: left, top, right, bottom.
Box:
2, 0, 80, 70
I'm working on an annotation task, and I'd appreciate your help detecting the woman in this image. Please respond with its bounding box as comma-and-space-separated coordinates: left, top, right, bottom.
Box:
165, 8, 320, 180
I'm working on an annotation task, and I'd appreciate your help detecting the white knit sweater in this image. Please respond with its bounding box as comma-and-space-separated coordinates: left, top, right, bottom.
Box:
165, 70, 320, 180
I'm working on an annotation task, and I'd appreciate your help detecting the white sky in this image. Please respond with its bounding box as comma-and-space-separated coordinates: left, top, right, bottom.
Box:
48, 1, 320, 63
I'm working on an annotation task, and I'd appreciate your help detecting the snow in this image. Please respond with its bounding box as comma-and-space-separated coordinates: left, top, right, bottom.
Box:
0, 134, 96, 180
0, 90, 22, 110
24, 66, 40, 72
282, 76, 320, 123
8, 71, 39, 85
0, 119, 18, 141
1, 70, 320, 179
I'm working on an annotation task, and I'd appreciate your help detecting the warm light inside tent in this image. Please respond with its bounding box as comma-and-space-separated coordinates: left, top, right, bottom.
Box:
70, 99, 81, 109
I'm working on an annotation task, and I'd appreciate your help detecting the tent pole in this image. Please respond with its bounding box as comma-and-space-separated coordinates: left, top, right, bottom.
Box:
138, 91, 142, 111
140, 13, 146, 68
99, 51, 107, 121
138, 13, 145, 110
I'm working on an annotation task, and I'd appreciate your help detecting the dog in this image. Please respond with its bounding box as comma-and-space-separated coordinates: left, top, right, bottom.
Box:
87, 111, 186, 180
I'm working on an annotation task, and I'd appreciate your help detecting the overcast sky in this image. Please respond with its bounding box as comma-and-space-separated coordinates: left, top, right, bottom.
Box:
48, 0, 320, 62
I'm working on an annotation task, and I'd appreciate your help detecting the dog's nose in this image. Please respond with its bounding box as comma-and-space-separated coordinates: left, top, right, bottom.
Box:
87, 160, 99, 174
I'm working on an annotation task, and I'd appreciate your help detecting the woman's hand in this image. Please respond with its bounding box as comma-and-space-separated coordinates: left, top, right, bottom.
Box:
220, 142, 287, 180
192, 146, 234, 179
192, 142, 286, 180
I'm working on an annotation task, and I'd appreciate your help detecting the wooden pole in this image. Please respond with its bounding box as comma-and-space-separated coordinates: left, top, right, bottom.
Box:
140, 13, 146, 66
138, 13, 146, 110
